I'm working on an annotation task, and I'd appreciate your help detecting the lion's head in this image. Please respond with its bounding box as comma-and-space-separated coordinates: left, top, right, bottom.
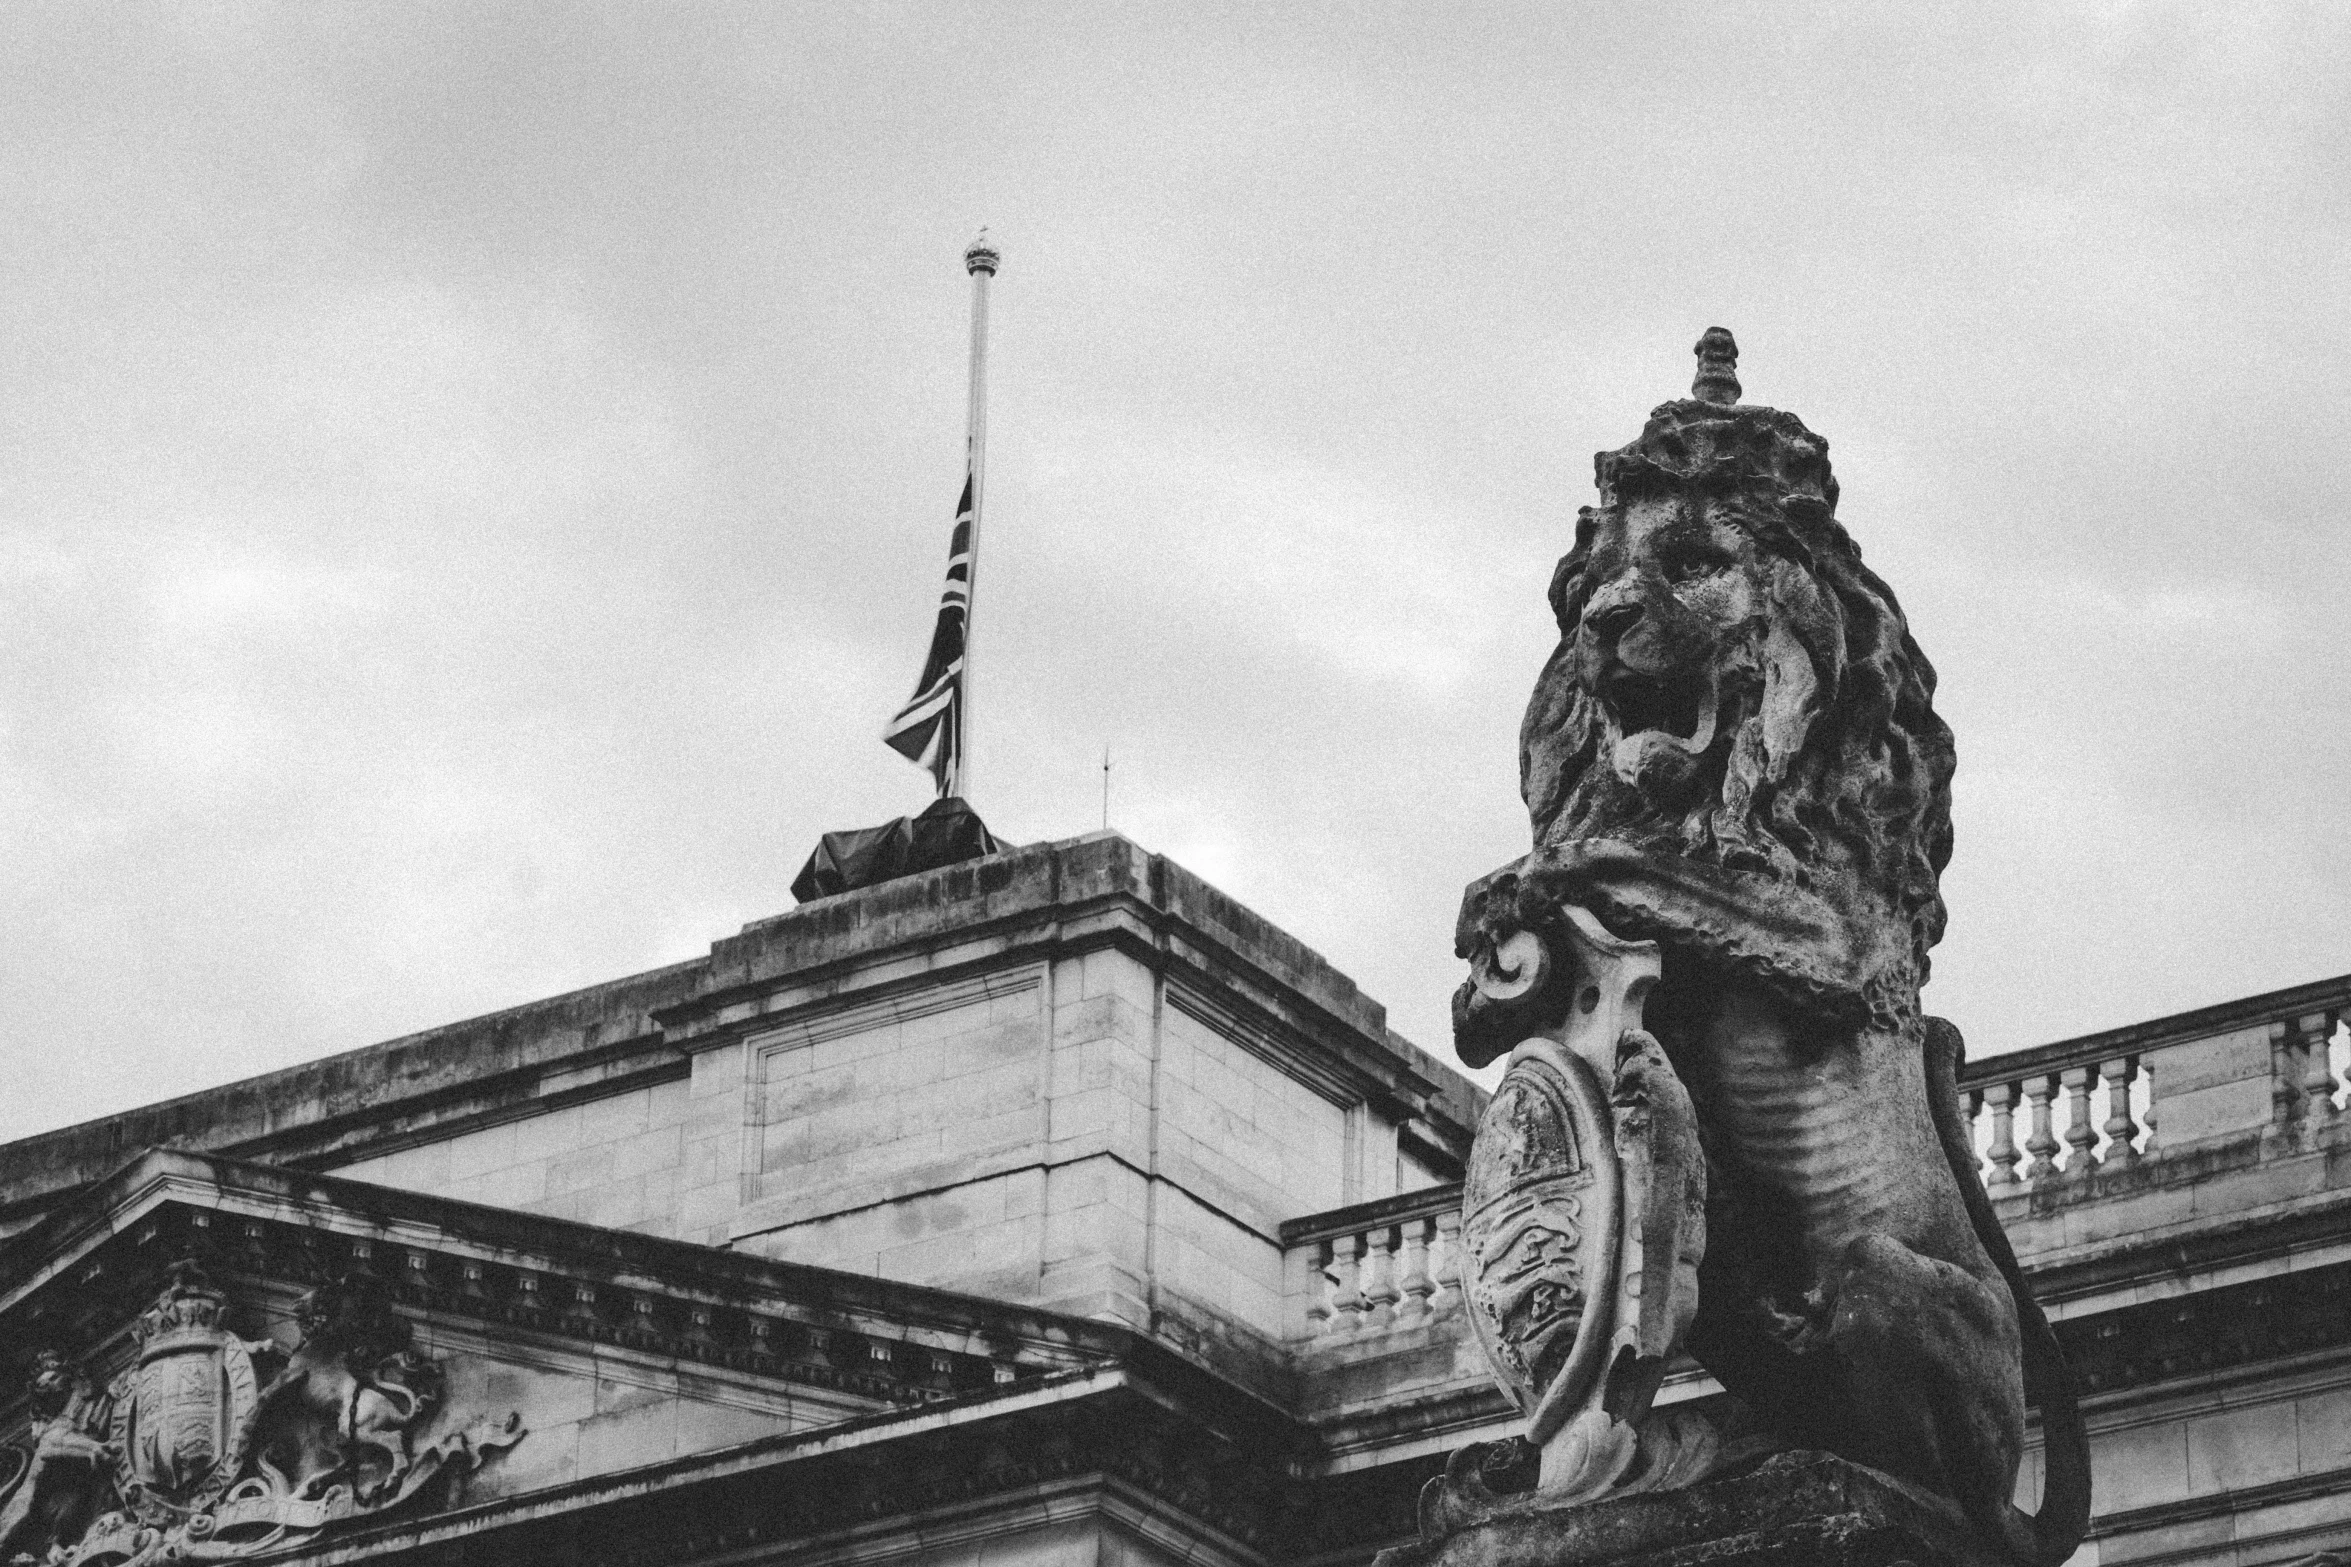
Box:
1516, 331, 1953, 1025
25, 1349, 78, 1417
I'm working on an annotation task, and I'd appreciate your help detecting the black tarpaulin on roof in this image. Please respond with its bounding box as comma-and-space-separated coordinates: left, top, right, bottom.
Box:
789, 796, 1001, 903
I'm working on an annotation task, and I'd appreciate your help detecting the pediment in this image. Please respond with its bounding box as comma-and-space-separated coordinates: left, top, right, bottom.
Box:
0, 1149, 1123, 1565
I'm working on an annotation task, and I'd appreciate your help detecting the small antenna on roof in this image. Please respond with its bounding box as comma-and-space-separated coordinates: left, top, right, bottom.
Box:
1101, 746, 1112, 831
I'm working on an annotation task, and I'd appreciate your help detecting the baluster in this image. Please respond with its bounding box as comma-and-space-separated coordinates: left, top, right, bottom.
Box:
1360, 1225, 1400, 1332
2100, 1057, 2142, 1166
1431, 1208, 1463, 1318
2060, 1066, 2098, 1176
2298, 1011, 2341, 1129
1393, 1216, 1434, 1325
1305, 1238, 1335, 1336
1328, 1230, 1367, 1335
1983, 1081, 2021, 1187
2269, 1020, 2303, 1138
2140, 1059, 2159, 1158
2023, 1075, 2061, 1183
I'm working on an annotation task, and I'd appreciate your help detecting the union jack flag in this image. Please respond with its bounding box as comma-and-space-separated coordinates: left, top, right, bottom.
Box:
881, 472, 972, 795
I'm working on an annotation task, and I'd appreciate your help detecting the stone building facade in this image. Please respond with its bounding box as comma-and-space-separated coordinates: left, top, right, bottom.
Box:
0, 832, 2343, 1566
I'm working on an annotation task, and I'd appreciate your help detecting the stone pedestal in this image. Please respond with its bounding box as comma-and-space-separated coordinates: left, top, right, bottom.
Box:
1373, 1455, 1986, 1567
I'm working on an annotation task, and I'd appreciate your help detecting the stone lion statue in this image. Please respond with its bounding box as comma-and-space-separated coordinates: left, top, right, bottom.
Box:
1456, 331, 2089, 1565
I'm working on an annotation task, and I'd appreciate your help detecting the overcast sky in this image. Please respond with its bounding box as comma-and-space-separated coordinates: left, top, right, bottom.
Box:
3, 4, 2346, 1142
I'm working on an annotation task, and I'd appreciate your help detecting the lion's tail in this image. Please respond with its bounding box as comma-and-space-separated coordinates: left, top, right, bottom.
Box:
1922, 1017, 2091, 1567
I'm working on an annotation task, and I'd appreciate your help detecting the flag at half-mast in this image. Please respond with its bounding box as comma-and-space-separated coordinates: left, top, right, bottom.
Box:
881, 469, 973, 795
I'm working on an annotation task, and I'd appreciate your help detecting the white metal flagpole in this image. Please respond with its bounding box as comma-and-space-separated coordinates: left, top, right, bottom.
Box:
959, 230, 997, 803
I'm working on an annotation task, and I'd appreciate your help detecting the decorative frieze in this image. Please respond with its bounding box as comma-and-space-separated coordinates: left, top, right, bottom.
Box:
2054, 1257, 2351, 1395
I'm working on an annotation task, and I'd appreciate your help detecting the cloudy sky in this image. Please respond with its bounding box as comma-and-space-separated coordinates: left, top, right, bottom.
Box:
3, 4, 2346, 1142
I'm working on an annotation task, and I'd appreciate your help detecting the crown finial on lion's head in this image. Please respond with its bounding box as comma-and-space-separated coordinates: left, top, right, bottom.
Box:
1692, 327, 1740, 405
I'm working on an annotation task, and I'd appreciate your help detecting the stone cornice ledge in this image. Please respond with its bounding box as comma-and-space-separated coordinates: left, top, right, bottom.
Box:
291, 1367, 1141, 1566
0, 1150, 1116, 1373
248, 1361, 1299, 1567
2025, 1178, 2351, 1308
2084, 1457, 2351, 1561
0, 1149, 1309, 1439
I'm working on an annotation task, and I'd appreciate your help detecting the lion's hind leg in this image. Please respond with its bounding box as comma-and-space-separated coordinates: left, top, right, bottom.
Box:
1827, 1233, 2032, 1562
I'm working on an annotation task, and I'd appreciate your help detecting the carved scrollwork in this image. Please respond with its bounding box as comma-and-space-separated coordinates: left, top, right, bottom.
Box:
1440, 901, 1715, 1517
1454, 874, 1575, 1068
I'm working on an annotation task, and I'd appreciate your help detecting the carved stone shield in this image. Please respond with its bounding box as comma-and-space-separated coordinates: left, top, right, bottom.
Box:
110, 1264, 258, 1524
1459, 1047, 1620, 1425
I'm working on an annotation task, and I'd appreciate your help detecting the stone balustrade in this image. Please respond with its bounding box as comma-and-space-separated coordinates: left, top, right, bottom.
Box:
1958, 976, 2348, 1187
1280, 974, 2351, 1345
1281, 1183, 1467, 1342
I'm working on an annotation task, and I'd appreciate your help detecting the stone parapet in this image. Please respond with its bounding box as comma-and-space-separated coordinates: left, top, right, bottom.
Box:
1958, 972, 2349, 1191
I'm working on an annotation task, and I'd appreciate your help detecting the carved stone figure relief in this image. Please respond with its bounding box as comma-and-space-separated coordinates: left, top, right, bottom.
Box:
1431, 332, 2091, 1567
246, 1273, 445, 1507
0, 1352, 116, 1564
0, 1263, 522, 1567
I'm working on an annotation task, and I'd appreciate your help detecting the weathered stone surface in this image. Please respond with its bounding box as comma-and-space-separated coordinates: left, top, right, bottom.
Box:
0, 1142, 1315, 1567
1374, 1453, 1984, 1567
0, 835, 1476, 1233
0, 833, 1481, 1403
0, 1254, 524, 1566
0, 816, 2339, 1567
1450, 334, 2089, 1563
1443, 904, 1712, 1509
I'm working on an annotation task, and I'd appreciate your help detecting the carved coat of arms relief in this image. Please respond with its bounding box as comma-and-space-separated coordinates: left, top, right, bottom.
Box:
0, 1261, 524, 1567
1459, 1053, 1615, 1416
110, 1261, 262, 1526
1441, 903, 1711, 1515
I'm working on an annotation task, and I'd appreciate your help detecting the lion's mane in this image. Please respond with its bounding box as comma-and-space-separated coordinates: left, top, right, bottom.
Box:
1518, 398, 1955, 1024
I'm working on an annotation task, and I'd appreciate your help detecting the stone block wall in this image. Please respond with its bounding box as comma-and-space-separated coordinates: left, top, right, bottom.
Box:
2084, 1360, 2351, 1566
1159, 994, 1356, 1223
722, 945, 1397, 1351
2145, 1022, 2276, 1146
333, 1079, 694, 1235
